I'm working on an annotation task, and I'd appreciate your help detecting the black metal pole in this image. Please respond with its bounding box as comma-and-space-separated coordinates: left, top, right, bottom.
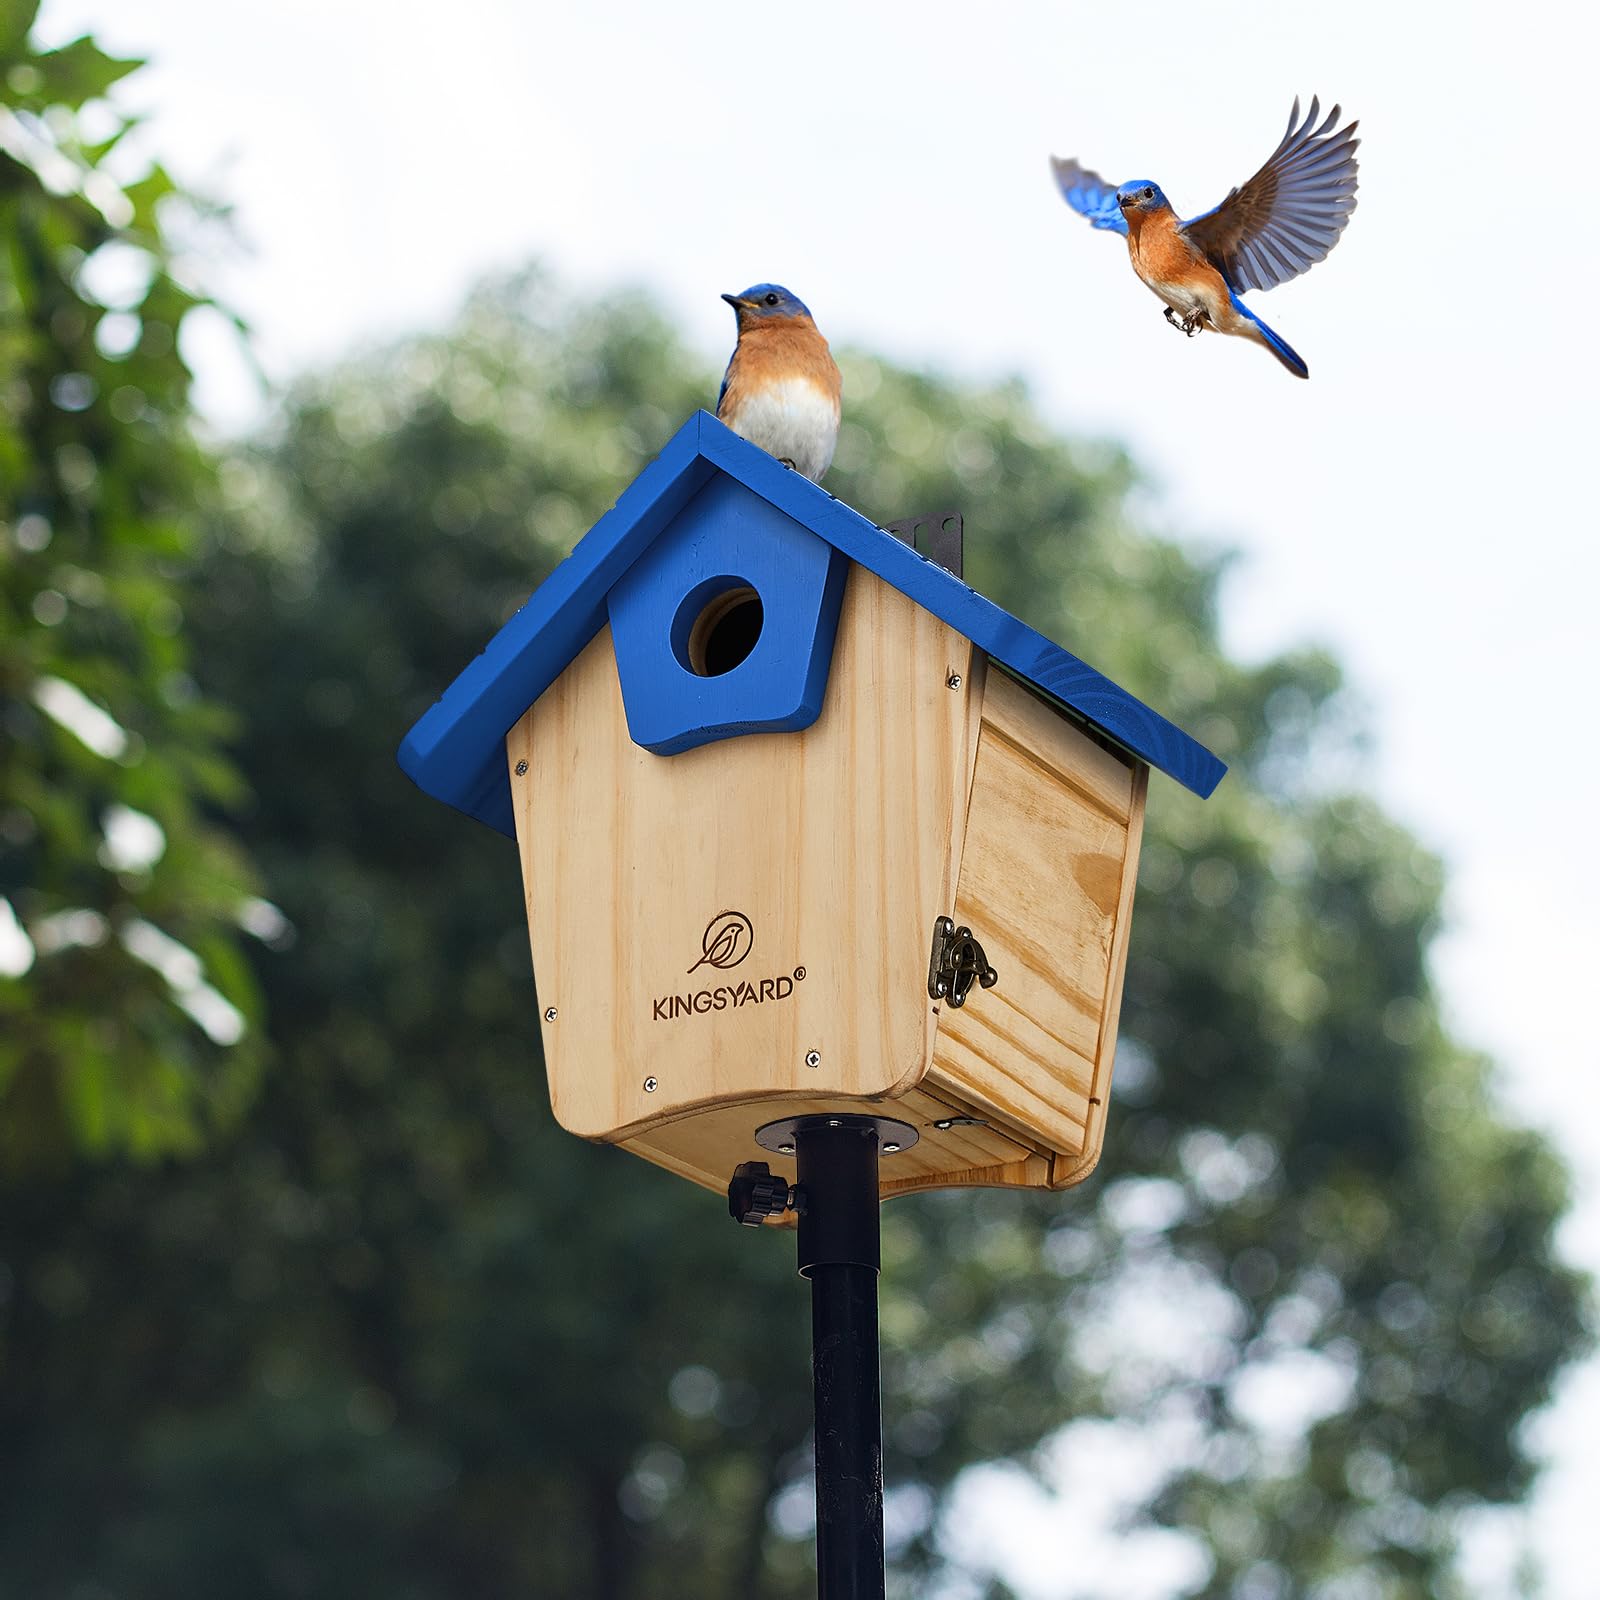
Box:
795, 1117, 885, 1600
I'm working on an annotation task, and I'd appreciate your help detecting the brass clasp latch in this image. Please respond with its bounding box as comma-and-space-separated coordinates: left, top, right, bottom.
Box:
927, 915, 998, 1009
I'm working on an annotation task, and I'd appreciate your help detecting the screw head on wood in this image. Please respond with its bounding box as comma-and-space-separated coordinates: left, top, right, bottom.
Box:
883, 1142, 901, 1153
643, 1076, 658, 1093
946, 673, 961, 690
804, 1050, 821, 1068
544, 1006, 558, 1022
514, 759, 528, 775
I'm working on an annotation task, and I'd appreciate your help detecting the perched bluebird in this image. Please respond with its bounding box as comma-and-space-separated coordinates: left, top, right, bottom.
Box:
1051, 97, 1359, 378
716, 285, 842, 481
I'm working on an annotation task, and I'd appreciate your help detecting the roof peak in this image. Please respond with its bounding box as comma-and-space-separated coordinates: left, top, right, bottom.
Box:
399, 411, 1224, 836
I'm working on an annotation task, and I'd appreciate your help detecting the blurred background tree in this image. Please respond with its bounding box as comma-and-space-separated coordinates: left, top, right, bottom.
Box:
0, 0, 262, 1168
0, 13, 1590, 1600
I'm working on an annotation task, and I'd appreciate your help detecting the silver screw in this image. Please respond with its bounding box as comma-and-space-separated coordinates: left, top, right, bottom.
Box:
883, 1142, 901, 1153
946, 673, 961, 690
827, 1118, 842, 1127
934, 1118, 954, 1130
514, 759, 528, 775
643, 1076, 658, 1093
544, 1006, 558, 1023
779, 1141, 795, 1154
804, 1050, 821, 1068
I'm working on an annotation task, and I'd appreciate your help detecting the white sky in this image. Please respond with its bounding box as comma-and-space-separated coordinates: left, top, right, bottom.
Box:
36, 0, 1600, 1593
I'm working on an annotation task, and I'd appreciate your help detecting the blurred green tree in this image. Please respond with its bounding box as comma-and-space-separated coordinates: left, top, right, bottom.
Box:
2, 268, 1583, 1600
0, 24, 1588, 1587
0, 3, 262, 1167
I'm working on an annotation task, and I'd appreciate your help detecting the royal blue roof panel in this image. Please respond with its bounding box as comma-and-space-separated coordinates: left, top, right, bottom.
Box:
399, 411, 1225, 837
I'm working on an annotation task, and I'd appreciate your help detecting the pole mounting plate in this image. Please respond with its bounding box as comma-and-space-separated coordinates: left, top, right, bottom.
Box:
754, 1113, 920, 1156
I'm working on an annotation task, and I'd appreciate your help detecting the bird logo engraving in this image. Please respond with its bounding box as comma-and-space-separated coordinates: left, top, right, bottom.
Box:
689, 910, 755, 974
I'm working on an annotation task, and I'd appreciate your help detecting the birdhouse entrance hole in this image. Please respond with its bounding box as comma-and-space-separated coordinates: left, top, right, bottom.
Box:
677, 581, 764, 677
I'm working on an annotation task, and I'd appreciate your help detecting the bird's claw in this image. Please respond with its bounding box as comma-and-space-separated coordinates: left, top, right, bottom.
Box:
1163, 308, 1207, 338
779, 457, 796, 470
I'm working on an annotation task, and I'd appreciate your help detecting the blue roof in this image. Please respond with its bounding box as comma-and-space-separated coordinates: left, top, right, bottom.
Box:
399, 411, 1225, 836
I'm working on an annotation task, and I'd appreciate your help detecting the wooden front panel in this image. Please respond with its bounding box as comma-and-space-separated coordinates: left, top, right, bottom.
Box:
508, 567, 979, 1142
930, 670, 1148, 1186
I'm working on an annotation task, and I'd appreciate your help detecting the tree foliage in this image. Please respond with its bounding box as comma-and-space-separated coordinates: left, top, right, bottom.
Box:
0, 20, 1588, 1593
0, 4, 261, 1167
0, 265, 1584, 1598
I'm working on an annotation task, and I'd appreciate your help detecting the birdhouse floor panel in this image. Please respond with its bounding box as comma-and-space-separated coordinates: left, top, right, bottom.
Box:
619, 1083, 1056, 1202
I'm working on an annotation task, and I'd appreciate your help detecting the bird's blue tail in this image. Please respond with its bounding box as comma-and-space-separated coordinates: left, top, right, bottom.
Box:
1231, 295, 1309, 379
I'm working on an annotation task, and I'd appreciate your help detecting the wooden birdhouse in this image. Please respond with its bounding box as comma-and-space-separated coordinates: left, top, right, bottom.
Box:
400, 412, 1223, 1204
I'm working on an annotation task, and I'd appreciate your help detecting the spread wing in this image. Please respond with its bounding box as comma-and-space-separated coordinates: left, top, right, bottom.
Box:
1049, 157, 1128, 236
1182, 97, 1359, 293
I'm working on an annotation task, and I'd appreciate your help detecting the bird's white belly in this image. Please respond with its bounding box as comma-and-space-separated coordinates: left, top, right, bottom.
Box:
728, 379, 839, 482
1135, 265, 1229, 326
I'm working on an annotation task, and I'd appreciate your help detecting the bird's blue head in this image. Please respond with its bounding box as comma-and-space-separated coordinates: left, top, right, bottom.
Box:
722, 283, 813, 324
1116, 181, 1169, 217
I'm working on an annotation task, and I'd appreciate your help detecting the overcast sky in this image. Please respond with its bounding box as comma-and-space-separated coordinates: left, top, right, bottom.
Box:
36, 0, 1600, 1593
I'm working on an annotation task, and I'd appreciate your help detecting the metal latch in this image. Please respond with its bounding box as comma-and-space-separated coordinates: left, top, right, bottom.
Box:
927, 915, 998, 1008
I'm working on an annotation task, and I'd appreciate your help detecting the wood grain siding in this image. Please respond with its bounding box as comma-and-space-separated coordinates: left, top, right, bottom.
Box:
508, 566, 978, 1142
932, 671, 1144, 1175
504, 567, 1151, 1199
1054, 761, 1146, 1187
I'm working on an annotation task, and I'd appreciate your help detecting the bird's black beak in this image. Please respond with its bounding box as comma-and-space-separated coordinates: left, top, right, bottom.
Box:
721, 293, 745, 309
1117, 193, 1132, 209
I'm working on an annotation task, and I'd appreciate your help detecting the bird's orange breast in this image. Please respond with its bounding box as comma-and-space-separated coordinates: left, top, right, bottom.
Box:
724, 315, 842, 411
1125, 209, 1200, 283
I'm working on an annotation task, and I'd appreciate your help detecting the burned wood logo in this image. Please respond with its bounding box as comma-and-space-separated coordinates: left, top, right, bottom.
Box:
688, 910, 754, 974
654, 912, 803, 1023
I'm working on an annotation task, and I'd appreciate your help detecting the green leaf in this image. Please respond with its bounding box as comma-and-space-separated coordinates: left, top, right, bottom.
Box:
0, 1, 42, 57
83, 113, 146, 166
1, 8, 264, 1176
31, 34, 144, 109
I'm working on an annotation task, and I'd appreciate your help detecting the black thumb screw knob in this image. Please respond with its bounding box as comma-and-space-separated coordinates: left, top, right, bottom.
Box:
728, 1161, 796, 1226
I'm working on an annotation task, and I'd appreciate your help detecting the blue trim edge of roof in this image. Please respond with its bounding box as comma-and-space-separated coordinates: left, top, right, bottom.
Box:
398, 411, 1226, 838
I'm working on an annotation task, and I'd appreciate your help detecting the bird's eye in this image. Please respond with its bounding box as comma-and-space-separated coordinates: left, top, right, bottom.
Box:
1143, 187, 1154, 200
764, 292, 779, 306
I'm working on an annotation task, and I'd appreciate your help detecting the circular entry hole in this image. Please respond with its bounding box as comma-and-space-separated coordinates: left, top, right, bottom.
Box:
685, 585, 763, 677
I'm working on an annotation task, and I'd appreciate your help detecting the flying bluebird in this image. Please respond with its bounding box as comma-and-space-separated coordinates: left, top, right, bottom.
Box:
1051, 97, 1359, 378
716, 285, 842, 481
